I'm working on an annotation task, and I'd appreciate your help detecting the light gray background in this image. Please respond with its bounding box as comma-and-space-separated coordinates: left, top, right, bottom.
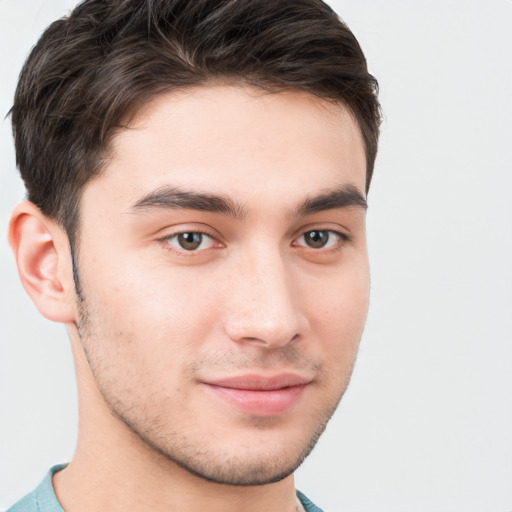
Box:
1, 1, 511, 511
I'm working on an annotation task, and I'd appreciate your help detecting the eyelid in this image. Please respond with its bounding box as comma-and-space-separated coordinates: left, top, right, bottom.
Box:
292, 222, 351, 241
157, 223, 223, 241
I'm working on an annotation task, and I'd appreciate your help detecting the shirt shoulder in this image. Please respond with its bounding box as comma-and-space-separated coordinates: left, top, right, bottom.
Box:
6, 465, 66, 512
5, 491, 38, 512
296, 490, 325, 512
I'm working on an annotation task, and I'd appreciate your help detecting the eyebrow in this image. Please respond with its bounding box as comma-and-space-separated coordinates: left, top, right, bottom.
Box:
128, 183, 367, 218
297, 184, 367, 216
129, 186, 247, 218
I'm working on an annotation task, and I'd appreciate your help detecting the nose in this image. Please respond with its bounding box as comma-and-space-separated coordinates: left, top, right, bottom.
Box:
222, 248, 308, 348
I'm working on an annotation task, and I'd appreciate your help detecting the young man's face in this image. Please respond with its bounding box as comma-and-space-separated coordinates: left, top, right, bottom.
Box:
72, 85, 369, 485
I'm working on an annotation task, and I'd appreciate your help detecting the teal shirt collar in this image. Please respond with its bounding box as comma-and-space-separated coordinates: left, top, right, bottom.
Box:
8, 465, 323, 512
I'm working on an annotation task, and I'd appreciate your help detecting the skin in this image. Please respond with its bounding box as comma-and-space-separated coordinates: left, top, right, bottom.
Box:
10, 85, 369, 512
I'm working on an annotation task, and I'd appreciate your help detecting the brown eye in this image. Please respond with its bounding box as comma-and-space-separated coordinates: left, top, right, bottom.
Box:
303, 230, 330, 248
295, 230, 346, 250
165, 232, 215, 251
177, 232, 203, 250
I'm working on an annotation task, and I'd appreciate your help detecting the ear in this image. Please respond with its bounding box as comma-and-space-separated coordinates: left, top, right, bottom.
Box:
8, 201, 76, 323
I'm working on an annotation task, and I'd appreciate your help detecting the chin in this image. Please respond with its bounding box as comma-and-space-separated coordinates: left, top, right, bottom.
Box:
124, 409, 331, 487
161, 444, 312, 486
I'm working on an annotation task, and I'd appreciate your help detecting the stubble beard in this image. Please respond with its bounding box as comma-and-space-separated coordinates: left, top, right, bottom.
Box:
74, 273, 355, 487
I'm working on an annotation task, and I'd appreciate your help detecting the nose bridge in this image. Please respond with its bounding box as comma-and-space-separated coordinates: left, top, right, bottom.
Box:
223, 242, 305, 347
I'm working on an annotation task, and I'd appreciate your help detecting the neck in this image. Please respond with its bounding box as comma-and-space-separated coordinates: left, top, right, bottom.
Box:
54, 452, 298, 512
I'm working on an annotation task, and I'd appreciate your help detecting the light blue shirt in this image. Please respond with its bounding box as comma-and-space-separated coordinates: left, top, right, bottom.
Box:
7, 465, 66, 512
7, 465, 324, 512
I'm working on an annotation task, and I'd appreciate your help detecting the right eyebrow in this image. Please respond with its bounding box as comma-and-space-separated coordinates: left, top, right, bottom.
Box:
127, 186, 247, 219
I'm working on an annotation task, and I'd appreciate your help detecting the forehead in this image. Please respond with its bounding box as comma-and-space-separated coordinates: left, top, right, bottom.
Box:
83, 85, 366, 214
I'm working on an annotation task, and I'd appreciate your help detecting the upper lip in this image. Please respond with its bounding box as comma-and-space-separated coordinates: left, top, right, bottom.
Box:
203, 373, 312, 391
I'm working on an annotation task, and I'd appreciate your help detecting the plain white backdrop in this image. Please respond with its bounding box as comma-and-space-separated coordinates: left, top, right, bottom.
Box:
1, 1, 511, 511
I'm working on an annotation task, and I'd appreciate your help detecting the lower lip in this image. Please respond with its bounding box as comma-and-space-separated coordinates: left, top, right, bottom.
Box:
203, 384, 307, 416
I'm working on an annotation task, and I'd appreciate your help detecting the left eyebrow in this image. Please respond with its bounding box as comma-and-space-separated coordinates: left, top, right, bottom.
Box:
296, 184, 367, 216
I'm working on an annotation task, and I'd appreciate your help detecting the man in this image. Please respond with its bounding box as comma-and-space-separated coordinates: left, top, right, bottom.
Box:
6, 0, 380, 510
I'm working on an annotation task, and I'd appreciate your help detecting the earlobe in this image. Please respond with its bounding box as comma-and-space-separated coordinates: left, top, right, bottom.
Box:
8, 201, 76, 323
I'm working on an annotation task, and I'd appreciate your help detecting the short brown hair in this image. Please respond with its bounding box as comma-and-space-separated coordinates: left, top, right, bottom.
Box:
11, 0, 381, 240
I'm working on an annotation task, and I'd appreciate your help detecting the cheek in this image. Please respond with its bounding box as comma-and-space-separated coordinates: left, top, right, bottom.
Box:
87, 251, 222, 329
77, 257, 225, 407
302, 261, 369, 360
78, 252, 226, 387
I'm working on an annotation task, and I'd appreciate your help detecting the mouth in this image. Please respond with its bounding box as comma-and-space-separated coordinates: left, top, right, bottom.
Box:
201, 373, 312, 416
